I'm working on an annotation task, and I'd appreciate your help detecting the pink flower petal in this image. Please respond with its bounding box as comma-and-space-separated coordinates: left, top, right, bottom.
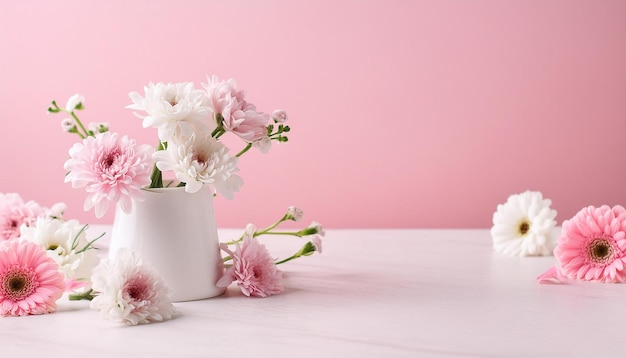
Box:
537, 265, 567, 284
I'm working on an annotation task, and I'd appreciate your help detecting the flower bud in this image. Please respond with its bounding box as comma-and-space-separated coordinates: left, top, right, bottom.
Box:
65, 94, 85, 112
272, 109, 288, 123
244, 223, 257, 239
47, 202, 67, 220
311, 235, 323, 254
309, 221, 325, 236
286, 206, 304, 222
61, 118, 77, 133
88, 122, 110, 134
299, 241, 316, 256
298, 221, 325, 236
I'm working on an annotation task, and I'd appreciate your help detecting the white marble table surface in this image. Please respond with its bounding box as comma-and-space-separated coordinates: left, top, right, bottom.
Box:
1, 227, 625, 357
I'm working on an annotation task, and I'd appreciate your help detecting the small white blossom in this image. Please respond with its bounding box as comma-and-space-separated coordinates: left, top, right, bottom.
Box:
308, 221, 325, 236
61, 118, 76, 132
88, 122, 109, 134
287, 206, 304, 222
309, 221, 326, 236
272, 109, 288, 123
311, 235, 323, 254
47, 202, 67, 220
65, 94, 85, 112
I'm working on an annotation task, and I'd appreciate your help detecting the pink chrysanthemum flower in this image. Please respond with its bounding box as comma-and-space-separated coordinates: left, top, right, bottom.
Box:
0, 240, 65, 316
217, 237, 284, 297
0, 193, 47, 241
90, 248, 174, 325
554, 205, 626, 283
203, 76, 270, 143
63, 132, 153, 218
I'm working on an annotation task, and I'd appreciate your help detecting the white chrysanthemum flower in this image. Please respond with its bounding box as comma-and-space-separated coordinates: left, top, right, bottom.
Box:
491, 190, 557, 256
153, 133, 243, 198
90, 248, 174, 326
19, 217, 100, 288
127, 82, 212, 142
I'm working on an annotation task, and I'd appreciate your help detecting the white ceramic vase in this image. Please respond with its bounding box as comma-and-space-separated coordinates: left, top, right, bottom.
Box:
109, 185, 226, 302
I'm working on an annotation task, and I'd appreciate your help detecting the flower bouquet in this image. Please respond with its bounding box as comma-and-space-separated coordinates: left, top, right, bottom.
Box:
49, 77, 292, 217
0, 75, 325, 325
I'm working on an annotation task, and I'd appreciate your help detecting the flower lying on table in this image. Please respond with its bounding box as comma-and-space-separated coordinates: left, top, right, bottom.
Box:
490, 190, 557, 257
492, 191, 626, 285
0, 193, 97, 316
0, 240, 65, 317
537, 204, 626, 284
0, 192, 324, 323
218, 207, 324, 297
90, 248, 174, 325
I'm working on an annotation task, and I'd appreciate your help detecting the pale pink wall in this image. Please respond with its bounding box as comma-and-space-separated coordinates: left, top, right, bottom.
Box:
0, 0, 624, 228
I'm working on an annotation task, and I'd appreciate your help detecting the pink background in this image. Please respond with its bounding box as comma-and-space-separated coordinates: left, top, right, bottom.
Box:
1, 0, 624, 228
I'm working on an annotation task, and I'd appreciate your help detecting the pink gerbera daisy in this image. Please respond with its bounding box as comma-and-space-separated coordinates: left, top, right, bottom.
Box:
0, 240, 65, 316
63, 132, 153, 218
0, 193, 47, 241
554, 205, 626, 283
217, 237, 284, 297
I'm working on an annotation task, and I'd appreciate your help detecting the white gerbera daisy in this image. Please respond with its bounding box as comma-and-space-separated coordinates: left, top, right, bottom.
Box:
127, 82, 212, 142
20, 217, 100, 289
153, 133, 243, 198
90, 248, 174, 326
491, 190, 557, 256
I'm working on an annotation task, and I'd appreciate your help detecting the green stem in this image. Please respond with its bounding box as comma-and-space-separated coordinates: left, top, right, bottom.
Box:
149, 141, 165, 188
149, 165, 163, 188
222, 216, 290, 246
211, 113, 226, 139
222, 237, 245, 245
70, 112, 90, 138
262, 230, 303, 237
275, 254, 299, 265
68, 289, 95, 301
255, 215, 288, 236
211, 127, 223, 138
235, 143, 253, 157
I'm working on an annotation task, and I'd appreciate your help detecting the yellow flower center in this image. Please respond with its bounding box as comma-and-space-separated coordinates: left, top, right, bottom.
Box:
518, 220, 530, 237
